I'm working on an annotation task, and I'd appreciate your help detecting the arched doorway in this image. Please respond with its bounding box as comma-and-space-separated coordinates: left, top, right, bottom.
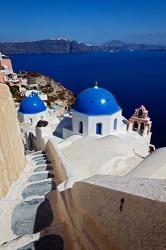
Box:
133, 121, 138, 131
79, 121, 83, 134
114, 118, 118, 130
96, 123, 102, 135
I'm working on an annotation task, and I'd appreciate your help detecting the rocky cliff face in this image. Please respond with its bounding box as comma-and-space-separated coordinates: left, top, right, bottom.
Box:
0, 39, 165, 54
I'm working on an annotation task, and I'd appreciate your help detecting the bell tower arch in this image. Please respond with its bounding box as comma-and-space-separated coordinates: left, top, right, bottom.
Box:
128, 105, 152, 138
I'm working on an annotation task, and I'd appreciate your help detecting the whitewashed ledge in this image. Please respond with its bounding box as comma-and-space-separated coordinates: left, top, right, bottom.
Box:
81, 175, 166, 202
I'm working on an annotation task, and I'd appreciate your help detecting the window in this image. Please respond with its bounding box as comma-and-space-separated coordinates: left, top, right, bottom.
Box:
79, 121, 83, 134
138, 109, 143, 118
114, 118, 118, 130
96, 123, 102, 135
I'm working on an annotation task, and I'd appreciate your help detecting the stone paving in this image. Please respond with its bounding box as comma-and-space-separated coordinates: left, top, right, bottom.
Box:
0, 151, 64, 250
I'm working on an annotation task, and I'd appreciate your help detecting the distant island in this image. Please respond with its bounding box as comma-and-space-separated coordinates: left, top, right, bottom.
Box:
0, 38, 166, 54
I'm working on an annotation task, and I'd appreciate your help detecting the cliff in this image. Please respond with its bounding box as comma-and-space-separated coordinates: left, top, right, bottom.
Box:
0, 39, 99, 54
0, 39, 165, 54
0, 84, 26, 198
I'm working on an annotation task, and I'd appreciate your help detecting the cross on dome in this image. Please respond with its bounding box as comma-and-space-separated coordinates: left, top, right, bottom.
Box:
94, 81, 99, 88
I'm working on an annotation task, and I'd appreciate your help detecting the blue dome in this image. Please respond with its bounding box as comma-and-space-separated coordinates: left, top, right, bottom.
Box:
73, 86, 121, 116
19, 92, 46, 114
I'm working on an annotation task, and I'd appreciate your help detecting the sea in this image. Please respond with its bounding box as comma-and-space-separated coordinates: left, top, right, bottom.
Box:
10, 51, 166, 148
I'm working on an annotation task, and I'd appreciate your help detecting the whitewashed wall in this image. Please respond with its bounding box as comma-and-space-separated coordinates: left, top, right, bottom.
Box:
17, 110, 47, 125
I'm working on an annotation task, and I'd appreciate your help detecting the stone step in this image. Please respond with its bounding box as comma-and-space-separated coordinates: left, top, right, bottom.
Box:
27, 173, 54, 183
26, 150, 35, 155
31, 155, 48, 161
0, 234, 64, 250
35, 160, 52, 165
30, 151, 46, 156
17, 234, 64, 250
33, 165, 53, 172
22, 180, 57, 200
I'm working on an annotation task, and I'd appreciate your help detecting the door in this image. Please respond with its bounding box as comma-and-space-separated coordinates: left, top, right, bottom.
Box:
96, 123, 102, 135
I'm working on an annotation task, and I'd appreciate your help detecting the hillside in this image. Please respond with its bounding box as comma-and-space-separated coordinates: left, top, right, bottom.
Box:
8, 71, 75, 107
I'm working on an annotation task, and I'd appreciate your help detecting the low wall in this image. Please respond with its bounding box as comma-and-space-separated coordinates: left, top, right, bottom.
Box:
46, 139, 68, 184
0, 84, 26, 198
60, 175, 166, 250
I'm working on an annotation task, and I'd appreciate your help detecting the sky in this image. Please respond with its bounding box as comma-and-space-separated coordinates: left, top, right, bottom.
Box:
1, 0, 166, 45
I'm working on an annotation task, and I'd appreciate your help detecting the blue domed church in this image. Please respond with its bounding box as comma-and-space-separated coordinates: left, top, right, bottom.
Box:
18, 92, 47, 125
63, 84, 127, 138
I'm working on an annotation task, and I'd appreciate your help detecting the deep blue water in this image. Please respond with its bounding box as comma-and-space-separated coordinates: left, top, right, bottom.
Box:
10, 51, 166, 148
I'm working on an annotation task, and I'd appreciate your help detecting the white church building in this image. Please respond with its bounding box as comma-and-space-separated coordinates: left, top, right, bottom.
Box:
17, 92, 47, 125
63, 84, 127, 138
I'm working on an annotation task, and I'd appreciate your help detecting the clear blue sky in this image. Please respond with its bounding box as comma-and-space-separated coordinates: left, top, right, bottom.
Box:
1, 0, 166, 44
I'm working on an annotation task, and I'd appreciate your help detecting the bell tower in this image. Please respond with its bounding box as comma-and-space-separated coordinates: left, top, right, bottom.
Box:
128, 105, 152, 143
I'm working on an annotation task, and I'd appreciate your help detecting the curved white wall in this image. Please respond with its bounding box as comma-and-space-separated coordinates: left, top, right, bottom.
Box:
72, 110, 126, 137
